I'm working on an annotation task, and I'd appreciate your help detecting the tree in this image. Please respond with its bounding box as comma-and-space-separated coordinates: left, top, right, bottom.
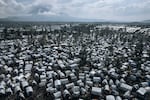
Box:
3, 27, 8, 39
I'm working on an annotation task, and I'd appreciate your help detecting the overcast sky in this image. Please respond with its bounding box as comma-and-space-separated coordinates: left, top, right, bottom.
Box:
0, 0, 150, 21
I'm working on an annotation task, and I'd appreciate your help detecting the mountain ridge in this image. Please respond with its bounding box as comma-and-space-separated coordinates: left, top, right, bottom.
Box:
0, 15, 106, 22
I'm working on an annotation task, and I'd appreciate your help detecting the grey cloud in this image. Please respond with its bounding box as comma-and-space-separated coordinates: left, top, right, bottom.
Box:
29, 5, 51, 15
114, 1, 150, 16
0, 0, 6, 6
0, 0, 150, 21
0, 0, 26, 18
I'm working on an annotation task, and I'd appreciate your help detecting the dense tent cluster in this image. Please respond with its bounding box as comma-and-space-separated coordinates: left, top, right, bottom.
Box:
0, 22, 150, 100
